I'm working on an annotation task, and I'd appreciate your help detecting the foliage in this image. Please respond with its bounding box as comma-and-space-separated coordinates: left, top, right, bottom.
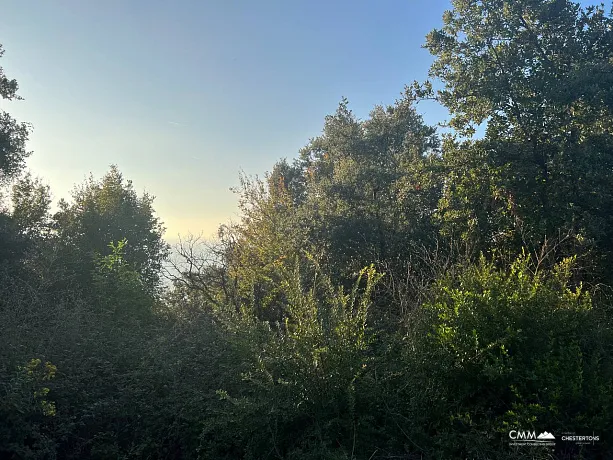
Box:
2, 2, 613, 458
294, 92, 442, 277
53, 165, 170, 293
0, 46, 32, 269
200, 263, 383, 459
390, 253, 613, 458
0, 359, 58, 459
10, 174, 52, 239
423, 0, 613, 275
220, 92, 443, 325
0, 44, 30, 184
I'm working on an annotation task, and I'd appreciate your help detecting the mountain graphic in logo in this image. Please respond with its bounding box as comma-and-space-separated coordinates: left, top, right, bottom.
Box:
537, 432, 555, 440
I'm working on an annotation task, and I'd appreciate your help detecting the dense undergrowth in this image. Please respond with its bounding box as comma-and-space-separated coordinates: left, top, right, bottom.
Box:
2, 1, 613, 458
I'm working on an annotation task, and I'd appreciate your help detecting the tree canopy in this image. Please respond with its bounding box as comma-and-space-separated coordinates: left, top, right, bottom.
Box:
0, 44, 30, 183
2, 2, 613, 459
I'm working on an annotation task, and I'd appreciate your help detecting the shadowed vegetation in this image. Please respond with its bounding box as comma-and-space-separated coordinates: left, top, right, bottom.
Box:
2, 1, 613, 458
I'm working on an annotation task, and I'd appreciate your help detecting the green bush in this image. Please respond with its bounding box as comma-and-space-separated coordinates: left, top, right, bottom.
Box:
0, 359, 58, 460
199, 262, 383, 459
392, 254, 613, 459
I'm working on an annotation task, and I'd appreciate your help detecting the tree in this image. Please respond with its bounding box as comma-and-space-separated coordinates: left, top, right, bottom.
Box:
0, 44, 32, 271
298, 94, 441, 275
215, 94, 443, 324
53, 165, 169, 293
0, 44, 30, 183
218, 172, 313, 323
423, 0, 613, 276
11, 173, 52, 239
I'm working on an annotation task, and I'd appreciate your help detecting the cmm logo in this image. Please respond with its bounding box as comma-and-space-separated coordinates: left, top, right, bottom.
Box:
509, 430, 537, 440
509, 430, 555, 446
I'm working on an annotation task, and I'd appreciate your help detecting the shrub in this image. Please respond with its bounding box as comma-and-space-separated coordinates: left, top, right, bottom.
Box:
393, 254, 613, 459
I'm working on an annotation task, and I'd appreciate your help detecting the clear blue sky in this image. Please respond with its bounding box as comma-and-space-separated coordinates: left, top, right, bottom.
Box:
1, 0, 453, 243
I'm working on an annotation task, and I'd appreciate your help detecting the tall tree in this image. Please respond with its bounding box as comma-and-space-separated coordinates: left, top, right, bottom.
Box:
213, 94, 442, 325
295, 93, 442, 277
54, 165, 169, 292
0, 44, 30, 183
424, 0, 613, 273
0, 44, 31, 267
11, 173, 52, 239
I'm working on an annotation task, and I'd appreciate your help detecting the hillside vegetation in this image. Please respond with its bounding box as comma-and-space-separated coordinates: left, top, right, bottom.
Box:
2, 1, 613, 458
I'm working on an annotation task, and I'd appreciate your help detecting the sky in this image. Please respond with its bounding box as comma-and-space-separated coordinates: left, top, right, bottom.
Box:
1, 0, 455, 244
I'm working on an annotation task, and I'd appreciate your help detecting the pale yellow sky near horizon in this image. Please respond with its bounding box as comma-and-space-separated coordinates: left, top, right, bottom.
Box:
13, 113, 243, 247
